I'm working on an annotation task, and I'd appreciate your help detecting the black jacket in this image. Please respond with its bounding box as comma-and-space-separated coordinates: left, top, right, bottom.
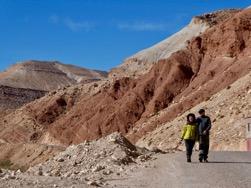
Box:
197, 115, 211, 136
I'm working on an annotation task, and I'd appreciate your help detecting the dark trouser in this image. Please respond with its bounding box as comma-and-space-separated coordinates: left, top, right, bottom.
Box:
199, 135, 210, 160
185, 139, 195, 160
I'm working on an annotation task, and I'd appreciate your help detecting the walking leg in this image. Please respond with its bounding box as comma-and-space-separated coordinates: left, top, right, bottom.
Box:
185, 140, 190, 162
204, 137, 210, 162
186, 140, 195, 162
199, 136, 205, 162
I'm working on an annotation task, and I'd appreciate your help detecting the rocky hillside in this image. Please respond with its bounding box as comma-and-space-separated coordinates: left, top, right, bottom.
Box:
0, 80, 111, 144
0, 8, 250, 147
27, 133, 155, 186
0, 85, 46, 110
0, 143, 64, 171
0, 61, 107, 113
0, 60, 108, 91
136, 72, 251, 151
0, 133, 157, 187
109, 9, 240, 78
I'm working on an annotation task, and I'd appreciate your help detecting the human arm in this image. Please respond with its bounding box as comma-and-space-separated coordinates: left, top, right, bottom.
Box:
181, 125, 187, 140
203, 117, 212, 134
196, 125, 199, 141
197, 118, 202, 135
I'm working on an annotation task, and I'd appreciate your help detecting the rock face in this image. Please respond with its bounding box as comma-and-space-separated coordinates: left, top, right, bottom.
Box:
0, 85, 46, 110
1, 8, 251, 147
0, 60, 108, 91
109, 9, 240, 78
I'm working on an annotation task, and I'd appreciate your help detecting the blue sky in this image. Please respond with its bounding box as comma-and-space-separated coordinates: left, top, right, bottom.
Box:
0, 0, 250, 71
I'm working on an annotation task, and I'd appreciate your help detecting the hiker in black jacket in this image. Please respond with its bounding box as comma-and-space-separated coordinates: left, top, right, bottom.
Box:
197, 109, 211, 162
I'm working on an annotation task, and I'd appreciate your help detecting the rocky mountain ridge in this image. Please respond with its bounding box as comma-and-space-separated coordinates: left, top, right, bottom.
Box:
0, 60, 108, 113
0, 60, 108, 91
109, 9, 240, 78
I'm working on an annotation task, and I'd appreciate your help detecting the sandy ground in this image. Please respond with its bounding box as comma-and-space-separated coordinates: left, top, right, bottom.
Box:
108, 151, 251, 188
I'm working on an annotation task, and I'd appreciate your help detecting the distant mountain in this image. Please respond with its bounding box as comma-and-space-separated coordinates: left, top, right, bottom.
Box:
0, 61, 107, 113
109, 9, 240, 78
0, 60, 108, 91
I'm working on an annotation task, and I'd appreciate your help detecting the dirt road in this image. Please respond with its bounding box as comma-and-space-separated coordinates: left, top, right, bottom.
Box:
109, 151, 251, 188
0, 151, 250, 188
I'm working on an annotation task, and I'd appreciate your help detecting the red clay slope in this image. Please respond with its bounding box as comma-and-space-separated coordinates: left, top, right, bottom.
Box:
1, 8, 251, 145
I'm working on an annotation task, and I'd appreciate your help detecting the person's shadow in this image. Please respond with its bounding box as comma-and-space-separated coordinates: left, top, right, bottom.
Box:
207, 161, 251, 164
193, 161, 251, 164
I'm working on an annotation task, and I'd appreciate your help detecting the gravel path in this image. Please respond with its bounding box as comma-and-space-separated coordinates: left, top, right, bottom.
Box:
108, 151, 251, 188
0, 151, 250, 188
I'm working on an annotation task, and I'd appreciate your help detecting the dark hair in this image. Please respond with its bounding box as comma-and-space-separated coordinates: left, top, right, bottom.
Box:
187, 113, 196, 124
198, 109, 205, 114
